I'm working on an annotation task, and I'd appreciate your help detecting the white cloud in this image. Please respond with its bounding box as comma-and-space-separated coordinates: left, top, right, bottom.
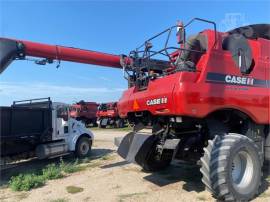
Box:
0, 81, 125, 105
99, 76, 111, 82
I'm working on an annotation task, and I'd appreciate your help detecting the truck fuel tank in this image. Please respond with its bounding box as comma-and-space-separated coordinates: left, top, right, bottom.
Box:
36, 141, 68, 159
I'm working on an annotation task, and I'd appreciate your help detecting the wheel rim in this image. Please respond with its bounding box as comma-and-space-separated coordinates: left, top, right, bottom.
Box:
231, 150, 254, 190
80, 142, 89, 155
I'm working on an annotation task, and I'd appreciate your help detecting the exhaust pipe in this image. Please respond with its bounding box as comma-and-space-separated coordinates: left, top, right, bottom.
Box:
0, 38, 25, 74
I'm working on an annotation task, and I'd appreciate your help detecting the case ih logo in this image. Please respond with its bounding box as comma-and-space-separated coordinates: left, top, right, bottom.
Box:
225, 75, 254, 85
206, 72, 269, 88
146, 97, 168, 106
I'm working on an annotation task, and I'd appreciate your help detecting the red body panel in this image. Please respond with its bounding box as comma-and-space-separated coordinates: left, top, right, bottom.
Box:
70, 102, 98, 120
118, 30, 270, 124
96, 110, 118, 118
96, 102, 119, 118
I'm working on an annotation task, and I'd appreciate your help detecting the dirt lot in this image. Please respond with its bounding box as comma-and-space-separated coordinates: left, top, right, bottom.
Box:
1, 128, 270, 202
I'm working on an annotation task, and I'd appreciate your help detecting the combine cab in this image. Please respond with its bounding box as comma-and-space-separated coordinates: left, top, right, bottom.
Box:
96, 102, 125, 128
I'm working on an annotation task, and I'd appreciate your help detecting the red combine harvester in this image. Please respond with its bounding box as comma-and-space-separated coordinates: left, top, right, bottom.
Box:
69, 100, 98, 126
1, 18, 269, 201
96, 102, 125, 128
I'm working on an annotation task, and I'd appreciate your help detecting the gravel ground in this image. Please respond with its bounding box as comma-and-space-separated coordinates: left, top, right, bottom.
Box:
0, 128, 269, 202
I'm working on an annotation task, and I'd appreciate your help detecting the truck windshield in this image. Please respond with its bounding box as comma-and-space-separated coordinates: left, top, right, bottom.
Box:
98, 104, 107, 111
57, 106, 69, 121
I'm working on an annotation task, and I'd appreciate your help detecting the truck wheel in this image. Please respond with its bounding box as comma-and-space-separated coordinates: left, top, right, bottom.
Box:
100, 124, 106, 128
75, 137, 92, 158
93, 121, 98, 127
116, 119, 124, 128
200, 134, 262, 201
99, 119, 106, 128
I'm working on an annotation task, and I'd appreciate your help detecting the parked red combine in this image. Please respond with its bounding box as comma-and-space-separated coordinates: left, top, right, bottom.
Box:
96, 102, 125, 128
69, 100, 98, 126
1, 18, 269, 201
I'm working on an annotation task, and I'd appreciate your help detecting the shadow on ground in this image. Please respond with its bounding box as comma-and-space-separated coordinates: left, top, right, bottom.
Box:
101, 160, 130, 169
144, 161, 270, 194
144, 161, 205, 192
0, 148, 113, 187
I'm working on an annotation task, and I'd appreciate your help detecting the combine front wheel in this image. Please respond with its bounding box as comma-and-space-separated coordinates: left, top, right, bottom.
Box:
200, 134, 262, 201
138, 137, 174, 172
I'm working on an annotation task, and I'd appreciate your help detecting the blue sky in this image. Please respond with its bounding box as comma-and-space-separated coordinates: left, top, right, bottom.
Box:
0, 0, 269, 106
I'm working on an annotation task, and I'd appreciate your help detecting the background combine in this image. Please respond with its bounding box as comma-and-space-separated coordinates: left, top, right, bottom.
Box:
69, 100, 98, 127
0, 18, 269, 201
96, 102, 126, 128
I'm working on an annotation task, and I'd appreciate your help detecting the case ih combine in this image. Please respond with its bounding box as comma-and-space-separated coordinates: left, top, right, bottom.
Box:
0, 18, 269, 201
96, 102, 125, 128
69, 100, 98, 126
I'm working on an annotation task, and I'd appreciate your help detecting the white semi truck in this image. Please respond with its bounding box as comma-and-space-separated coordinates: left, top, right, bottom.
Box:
0, 98, 94, 164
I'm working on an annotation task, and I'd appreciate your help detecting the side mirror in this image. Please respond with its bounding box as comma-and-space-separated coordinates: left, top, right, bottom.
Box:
176, 25, 185, 44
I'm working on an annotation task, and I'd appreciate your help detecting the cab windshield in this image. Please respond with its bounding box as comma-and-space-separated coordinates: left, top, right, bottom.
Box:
57, 105, 69, 121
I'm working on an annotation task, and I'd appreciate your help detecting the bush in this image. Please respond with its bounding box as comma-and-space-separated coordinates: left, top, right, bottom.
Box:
42, 164, 63, 180
9, 174, 45, 191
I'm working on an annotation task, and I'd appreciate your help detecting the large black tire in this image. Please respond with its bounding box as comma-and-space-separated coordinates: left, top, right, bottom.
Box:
100, 124, 106, 128
93, 120, 98, 127
115, 119, 124, 128
200, 134, 262, 201
140, 138, 174, 172
138, 124, 173, 172
142, 149, 173, 172
75, 137, 92, 158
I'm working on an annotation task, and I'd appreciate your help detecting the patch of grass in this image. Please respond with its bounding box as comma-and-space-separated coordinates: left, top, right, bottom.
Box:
9, 174, 45, 191
81, 157, 92, 164
66, 185, 84, 194
101, 154, 114, 161
42, 163, 63, 180
50, 198, 69, 202
8, 160, 81, 191
86, 161, 102, 168
90, 126, 132, 132
60, 159, 81, 173
8, 153, 103, 192
9, 163, 64, 191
